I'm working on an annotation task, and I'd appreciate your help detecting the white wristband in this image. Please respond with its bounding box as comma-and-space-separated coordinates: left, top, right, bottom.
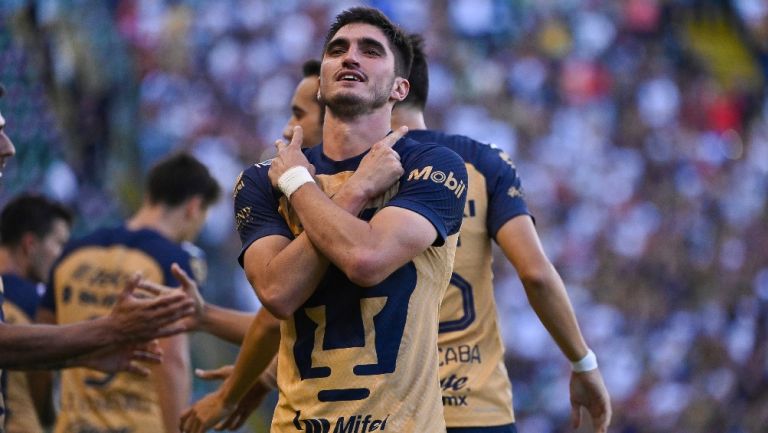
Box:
571, 349, 598, 372
277, 166, 315, 199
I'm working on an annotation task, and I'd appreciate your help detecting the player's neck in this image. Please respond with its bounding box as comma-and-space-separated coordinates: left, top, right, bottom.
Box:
0, 246, 24, 277
127, 204, 185, 243
322, 108, 393, 161
391, 106, 426, 131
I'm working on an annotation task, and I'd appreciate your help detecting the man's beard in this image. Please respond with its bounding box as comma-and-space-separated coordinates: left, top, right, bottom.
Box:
320, 81, 391, 120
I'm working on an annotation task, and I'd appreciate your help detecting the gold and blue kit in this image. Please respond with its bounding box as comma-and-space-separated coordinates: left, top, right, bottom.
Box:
234, 137, 467, 433
40, 226, 201, 433
409, 130, 530, 431
1, 274, 45, 433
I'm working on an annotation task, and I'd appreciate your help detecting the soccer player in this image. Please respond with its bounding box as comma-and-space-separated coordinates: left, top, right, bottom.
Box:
37, 153, 221, 433
180, 7, 467, 433
391, 35, 612, 432
0, 84, 197, 432
283, 59, 324, 147
0, 194, 74, 433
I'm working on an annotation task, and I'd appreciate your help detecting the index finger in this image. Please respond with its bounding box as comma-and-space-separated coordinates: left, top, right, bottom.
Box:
380, 125, 408, 149
136, 279, 171, 297
289, 125, 303, 149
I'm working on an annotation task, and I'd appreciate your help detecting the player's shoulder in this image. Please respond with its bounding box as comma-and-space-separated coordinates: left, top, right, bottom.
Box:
395, 135, 464, 167
0, 274, 40, 319
406, 129, 502, 164
62, 225, 187, 262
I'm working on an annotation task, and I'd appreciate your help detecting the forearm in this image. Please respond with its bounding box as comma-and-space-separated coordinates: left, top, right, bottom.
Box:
522, 267, 589, 361
253, 184, 372, 316
0, 319, 115, 369
218, 308, 281, 406
27, 370, 56, 427
199, 305, 256, 345
290, 182, 379, 278
155, 334, 191, 433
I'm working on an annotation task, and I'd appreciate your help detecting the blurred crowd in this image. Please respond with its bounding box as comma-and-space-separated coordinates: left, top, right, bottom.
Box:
1, 0, 767, 432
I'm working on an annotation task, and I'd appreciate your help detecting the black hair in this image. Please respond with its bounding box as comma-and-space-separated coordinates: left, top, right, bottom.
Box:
300, 59, 325, 124
146, 153, 220, 208
323, 7, 413, 78
399, 33, 428, 110
0, 194, 73, 247
302, 59, 321, 78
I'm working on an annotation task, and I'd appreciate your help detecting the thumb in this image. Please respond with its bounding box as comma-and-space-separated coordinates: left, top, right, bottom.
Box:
171, 263, 194, 288
571, 402, 582, 430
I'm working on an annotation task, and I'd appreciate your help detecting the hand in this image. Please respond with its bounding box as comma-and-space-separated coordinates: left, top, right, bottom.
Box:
194, 365, 269, 430
75, 340, 163, 376
268, 126, 315, 188
344, 126, 407, 200
214, 380, 271, 430
107, 273, 196, 343
570, 369, 611, 433
138, 263, 206, 332
180, 389, 237, 433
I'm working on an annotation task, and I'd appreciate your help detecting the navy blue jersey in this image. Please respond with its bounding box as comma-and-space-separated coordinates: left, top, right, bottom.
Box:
408, 129, 530, 427
2, 274, 41, 321
234, 136, 467, 432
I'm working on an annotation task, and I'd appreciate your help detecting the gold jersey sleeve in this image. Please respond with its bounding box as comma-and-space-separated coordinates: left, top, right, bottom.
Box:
51, 246, 167, 433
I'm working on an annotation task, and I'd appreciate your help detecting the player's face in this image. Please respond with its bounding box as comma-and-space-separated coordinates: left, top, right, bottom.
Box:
30, 219, 70, 283
184, 201, 210, 242
283, 76, 323, 147
319, 23, 397, 118
0, 109, 17, 178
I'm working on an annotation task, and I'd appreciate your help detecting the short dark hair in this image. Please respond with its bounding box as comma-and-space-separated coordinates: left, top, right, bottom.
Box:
323, 7, 413, 78
302, 59, 321, 78
146, 153, 220, 208
0, 194, 73, 247
399, 34, 428, 110
301, 59, 325, 124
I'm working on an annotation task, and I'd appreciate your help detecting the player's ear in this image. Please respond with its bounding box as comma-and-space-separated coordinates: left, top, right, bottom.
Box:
184, 195, 204, 218
390, 77, 409, 102
20, 232, 39, 255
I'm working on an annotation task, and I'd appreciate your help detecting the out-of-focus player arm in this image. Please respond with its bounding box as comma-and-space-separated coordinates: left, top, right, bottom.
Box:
496, 216, 611, 433
180, 308, 281, 433
154, 333, 190, 433
0, 276, 194, 369
139, 263, 256, 345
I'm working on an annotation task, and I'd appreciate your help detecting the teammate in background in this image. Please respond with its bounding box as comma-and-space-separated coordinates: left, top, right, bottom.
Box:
37, 153, 221, 433
283, 59, 324, 146
392, 35, 612, 432
0, 194, 73, 433
0, 83, 197, 433
180, 7, 467, 433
